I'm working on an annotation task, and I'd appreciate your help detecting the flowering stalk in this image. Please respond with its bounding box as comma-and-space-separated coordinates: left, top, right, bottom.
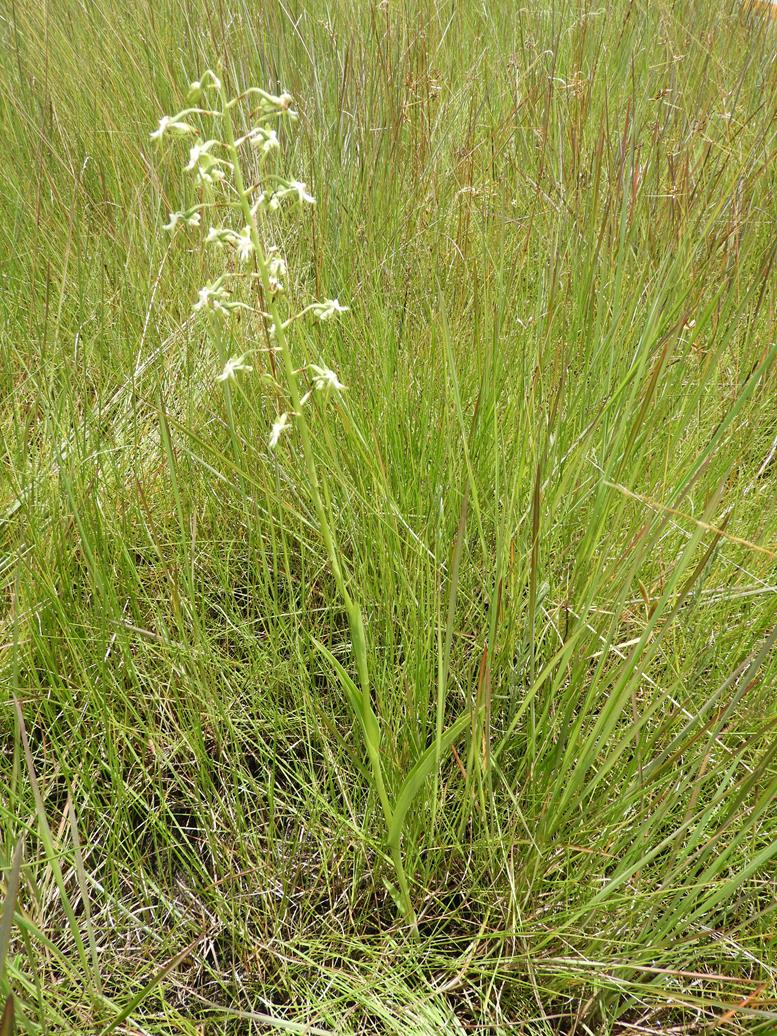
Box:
151, 67, 416, 927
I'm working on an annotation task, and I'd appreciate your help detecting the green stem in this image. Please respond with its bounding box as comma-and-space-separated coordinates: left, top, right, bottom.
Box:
210, 313, 245, 476
218, 84, 416, 930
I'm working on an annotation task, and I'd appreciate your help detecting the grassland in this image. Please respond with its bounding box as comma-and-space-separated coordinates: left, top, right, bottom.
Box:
1, 0, 776, 1032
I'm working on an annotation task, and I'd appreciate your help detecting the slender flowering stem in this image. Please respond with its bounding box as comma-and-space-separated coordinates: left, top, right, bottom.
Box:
151, 69, 416, 929
216, 81, 416, 927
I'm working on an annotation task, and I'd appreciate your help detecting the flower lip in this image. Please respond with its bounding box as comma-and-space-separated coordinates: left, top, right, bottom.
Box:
184, 140, 233, 184
217, 354, 253, 382
253, 179, 316, 213
311, 298, 349, 321
185, 139, 216, 170
150, 114, 198, 140
235, 227, 254, 262
192, 278, 249, 317
164, 208, 201, 231
269, 411, 292, 448
205, 225, 238, 245
237, 126, 280, 155
288, 180, 316, 205
310, 364, 346, 393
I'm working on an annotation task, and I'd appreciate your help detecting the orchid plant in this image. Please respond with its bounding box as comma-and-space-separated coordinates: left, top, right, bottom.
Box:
150, 67, 419, 926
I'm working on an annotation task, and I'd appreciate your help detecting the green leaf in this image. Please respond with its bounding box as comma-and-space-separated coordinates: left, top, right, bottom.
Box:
388, 710, 472, 848
310, 635, 381, 753
0, 840, 23, 987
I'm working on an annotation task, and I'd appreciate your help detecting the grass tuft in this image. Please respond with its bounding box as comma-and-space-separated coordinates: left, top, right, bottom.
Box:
1, 0, 776, 1032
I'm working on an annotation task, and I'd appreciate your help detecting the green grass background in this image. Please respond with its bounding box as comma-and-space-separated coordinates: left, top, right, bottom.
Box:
1, 0, 776, 1032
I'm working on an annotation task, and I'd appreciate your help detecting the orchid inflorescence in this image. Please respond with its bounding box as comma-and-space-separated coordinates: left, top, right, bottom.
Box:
150, 67, 348, 450
151, 69, 418, 928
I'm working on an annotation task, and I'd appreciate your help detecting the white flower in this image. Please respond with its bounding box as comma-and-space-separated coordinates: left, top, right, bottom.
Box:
163, 209, 201, 231
311, 298, 349, 321
187, 71, 221, 102
243, 87, 298, 119
300, 363, 346, 404
150, 114, 197, 141
269, 412, 292, 448
267, 254, 287, 278
205, 225, 254, 262
194, 280, 229, 314
310, 364, 346, 393
205, 225, 238, 246
288, 180, 316, 205
185, 140, 232, 184
238, 126, 280, 155
252, 191, 280, 215
217, 354, 253, 382
164, 207, 202, 232
193, 278, 247, 317
254, 180, 315, 212
269, 91, 298, 119
185, 139, 214, 169
235, 226, 254, 262
266, 253, 287, 292
257, 128, 280, 155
